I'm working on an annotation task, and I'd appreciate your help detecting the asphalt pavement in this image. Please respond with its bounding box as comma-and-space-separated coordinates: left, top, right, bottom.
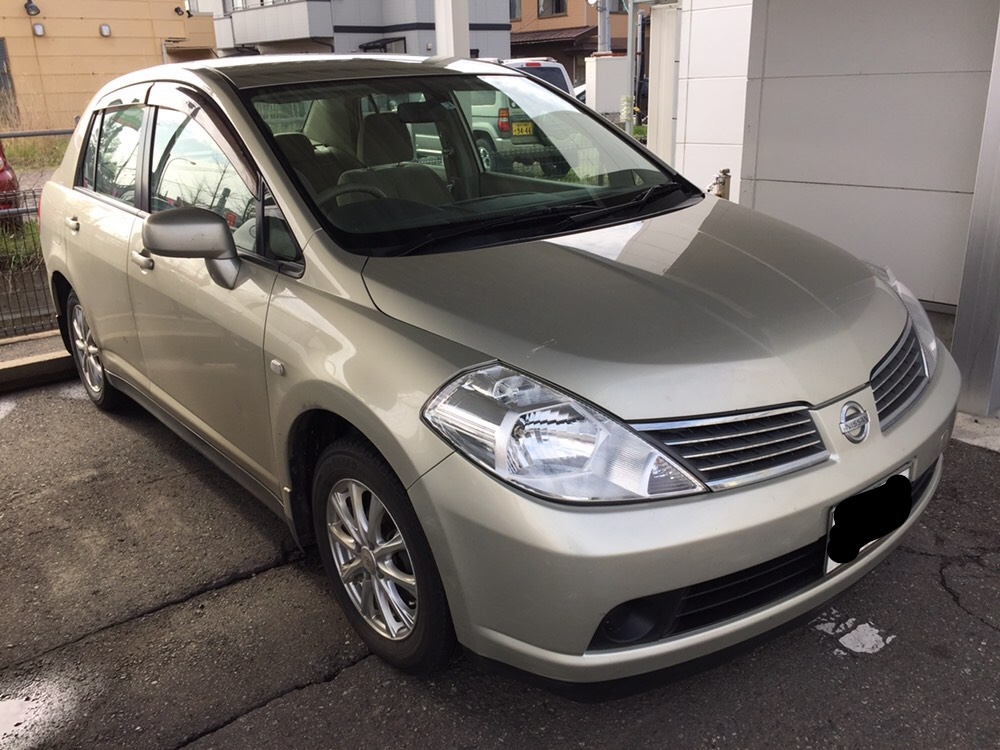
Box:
1, 382, 997, 749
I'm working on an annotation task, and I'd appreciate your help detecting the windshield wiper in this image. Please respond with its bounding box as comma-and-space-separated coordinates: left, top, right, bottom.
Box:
565, 182, 686, 227
396, 182, 688, 257
396, 203, 597, 257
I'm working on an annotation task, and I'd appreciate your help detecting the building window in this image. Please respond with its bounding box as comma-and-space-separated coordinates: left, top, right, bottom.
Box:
609, 0, 627, 13
510, 0, 521, 21
538, 0, 566, 18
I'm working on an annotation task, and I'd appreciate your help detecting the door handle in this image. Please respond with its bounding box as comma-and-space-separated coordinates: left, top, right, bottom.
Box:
130, 249, 154, 271
64, 216, 80, 231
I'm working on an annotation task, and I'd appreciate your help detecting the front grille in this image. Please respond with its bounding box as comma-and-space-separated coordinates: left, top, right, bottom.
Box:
639, 407, 829, 490
587, 460, 939, 651
870, 320, 928, 431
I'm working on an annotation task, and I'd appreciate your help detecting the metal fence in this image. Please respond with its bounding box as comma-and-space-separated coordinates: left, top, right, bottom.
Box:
0, 188, 57, 338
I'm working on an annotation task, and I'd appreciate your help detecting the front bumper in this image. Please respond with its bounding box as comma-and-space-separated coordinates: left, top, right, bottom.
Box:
408, 350, 960, 683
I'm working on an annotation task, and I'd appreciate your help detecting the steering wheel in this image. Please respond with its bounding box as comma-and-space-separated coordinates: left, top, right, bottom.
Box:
316, 183, 387, 212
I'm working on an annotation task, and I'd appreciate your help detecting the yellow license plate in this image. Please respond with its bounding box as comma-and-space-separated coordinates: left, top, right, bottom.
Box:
512, 121, 534, 137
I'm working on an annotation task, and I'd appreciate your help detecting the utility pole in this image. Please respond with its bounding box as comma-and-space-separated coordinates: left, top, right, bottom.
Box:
433, 0, 470, 58
625, 0, 636, 134
590, 0, 611, 54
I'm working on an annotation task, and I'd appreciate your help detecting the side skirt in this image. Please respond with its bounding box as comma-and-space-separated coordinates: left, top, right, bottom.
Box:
107, 372, 293, 534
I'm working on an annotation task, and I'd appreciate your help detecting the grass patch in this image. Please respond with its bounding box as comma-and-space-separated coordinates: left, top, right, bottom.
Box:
632, 125, 647, 141
0, 219, 43, 272
4, 136, 69, 170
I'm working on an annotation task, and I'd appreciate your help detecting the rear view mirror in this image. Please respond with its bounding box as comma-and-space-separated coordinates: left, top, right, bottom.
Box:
142, 207, 241, 289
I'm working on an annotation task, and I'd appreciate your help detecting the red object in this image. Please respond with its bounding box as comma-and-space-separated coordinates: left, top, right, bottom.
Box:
498, 107, 510, 133
0, 139, 19, 222
0, 139, 18, 197
524, 61, 541, 67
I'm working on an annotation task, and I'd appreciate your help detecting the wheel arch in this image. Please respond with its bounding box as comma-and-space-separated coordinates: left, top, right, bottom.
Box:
285, 408, 355, 547
280, 388, 453, 549
50, 271, 73, 352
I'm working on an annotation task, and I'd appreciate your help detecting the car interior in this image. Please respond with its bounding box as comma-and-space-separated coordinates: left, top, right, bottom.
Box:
252, 75, 685, 255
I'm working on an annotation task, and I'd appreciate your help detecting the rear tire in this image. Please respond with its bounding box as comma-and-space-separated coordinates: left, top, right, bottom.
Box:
312, 437, 456, 675
66, 290, 125, 411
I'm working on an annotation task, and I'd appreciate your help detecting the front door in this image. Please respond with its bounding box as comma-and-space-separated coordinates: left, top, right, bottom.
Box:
127, 87, 279, 488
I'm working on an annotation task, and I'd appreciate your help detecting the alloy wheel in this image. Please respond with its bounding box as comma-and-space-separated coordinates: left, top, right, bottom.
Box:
326, 478, 418, 640
71, 303, 104, 397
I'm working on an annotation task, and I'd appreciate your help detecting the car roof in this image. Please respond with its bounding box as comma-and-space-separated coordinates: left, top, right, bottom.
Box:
503, 58, 560, 65
145, 54, 517, 91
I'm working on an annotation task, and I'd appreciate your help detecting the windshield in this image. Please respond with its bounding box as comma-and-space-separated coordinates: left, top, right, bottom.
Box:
248, 73, 698, 256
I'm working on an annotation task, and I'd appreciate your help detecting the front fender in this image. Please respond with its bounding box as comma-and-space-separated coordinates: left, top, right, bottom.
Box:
264, 275, 487, 496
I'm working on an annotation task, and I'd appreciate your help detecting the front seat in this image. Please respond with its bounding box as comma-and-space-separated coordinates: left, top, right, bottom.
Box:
336, 113, 453, 206
273, 132, 359, 196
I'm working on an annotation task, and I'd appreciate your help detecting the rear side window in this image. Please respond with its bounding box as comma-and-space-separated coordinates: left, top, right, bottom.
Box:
79, 113, 100, 190
255, 100, 311, 133
93, 105, 143, 204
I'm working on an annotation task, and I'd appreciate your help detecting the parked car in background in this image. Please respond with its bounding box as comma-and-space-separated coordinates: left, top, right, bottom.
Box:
453, 57, 576, 175
457, 84, 570, 175
0, 139, 20, 229
40, 55, 959, 688
502, 58, 574, 94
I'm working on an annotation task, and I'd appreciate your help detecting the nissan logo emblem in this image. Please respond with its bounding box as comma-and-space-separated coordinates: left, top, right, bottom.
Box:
839, 401, 871, 444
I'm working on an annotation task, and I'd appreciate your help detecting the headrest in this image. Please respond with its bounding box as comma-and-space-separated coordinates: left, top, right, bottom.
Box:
273, 132, 315, 162
359, 113, 413, 165
396, 100, 449, 123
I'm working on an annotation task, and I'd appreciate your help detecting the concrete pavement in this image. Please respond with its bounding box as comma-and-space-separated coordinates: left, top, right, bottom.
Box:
0, 381, 997, 749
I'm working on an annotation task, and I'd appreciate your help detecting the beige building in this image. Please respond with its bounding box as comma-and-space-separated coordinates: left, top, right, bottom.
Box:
0, 0, 214, 130
510, 0, 634, 83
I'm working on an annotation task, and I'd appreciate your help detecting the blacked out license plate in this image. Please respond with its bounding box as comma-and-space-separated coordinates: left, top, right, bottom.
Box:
824, 466, 913, 574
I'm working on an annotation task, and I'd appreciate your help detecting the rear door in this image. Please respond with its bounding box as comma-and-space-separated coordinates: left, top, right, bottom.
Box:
127, 84, 281, 488
63, 84, 151, 386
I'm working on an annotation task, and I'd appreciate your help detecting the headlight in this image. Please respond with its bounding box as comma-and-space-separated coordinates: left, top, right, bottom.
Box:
867, 264, 938, 378
423, 364, 706, 503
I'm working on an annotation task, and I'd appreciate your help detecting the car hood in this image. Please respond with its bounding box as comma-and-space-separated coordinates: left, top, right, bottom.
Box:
362, 196, 907, 421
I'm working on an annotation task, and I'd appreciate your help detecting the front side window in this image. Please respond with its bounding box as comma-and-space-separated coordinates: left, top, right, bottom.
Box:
539, 0, 566, 17
149, 107, 257, 240
93, 105, 143, 204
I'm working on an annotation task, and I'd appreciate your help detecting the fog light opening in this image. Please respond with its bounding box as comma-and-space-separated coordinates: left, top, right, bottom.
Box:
598, 600, 659, 646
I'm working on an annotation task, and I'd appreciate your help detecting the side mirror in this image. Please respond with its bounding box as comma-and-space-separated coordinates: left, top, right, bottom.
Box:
142, 207, 241, 289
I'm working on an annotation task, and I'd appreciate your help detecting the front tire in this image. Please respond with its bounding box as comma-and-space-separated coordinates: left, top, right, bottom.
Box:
66, 290, 124, 411
312, 437, 455, 674
476, 137, 498, 172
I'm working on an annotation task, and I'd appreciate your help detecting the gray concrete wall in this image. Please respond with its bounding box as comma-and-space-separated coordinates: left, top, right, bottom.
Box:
741, 0, 1000, 305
